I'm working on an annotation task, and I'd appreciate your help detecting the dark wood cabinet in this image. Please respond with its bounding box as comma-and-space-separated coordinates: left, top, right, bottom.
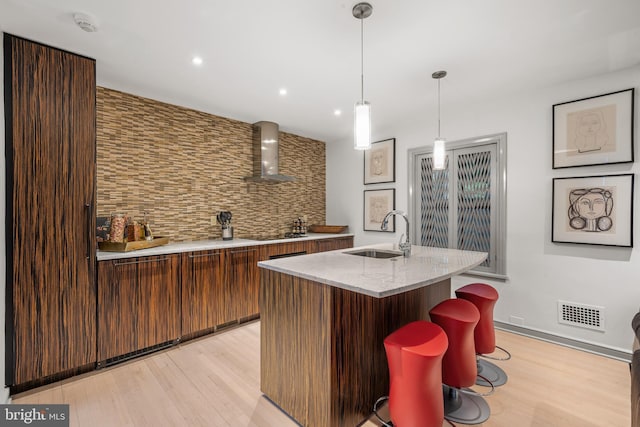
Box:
97, 255, 180, 362
181, 246, 262, 338
266, 236, 353, 256
314, 236, 354, 253
181, 250, 224, 336
227, 246, 261, 321
4, 34, 97, 386
265, 241, 310, 258
96, 236, 353, 365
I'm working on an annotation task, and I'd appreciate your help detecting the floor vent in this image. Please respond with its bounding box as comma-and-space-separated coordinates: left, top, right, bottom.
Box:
101, 340, 175, 368
557, 301, 604, 331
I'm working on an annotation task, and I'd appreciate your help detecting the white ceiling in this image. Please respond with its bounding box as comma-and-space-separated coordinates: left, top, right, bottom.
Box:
1, 0, 639, 144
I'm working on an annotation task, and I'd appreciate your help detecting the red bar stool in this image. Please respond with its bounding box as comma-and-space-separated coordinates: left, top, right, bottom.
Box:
379, 320, 449, 427
456, 283, 511, 387
430, 298, 492, 425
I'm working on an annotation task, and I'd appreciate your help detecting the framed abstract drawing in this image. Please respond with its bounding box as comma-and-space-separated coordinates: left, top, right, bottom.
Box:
364, 188, 395, 232
552, 88, 634, 169
552, 174, 634, 247
364, 138, 395, 184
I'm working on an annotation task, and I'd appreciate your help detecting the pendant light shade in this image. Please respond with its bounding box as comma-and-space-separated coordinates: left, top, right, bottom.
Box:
432, 70, 447, 170
354, 101, 371, 149
353, 2, 373, 150
433, 138, 446, 169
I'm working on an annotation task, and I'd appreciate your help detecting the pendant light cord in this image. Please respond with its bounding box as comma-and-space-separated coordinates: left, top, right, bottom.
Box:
437, 78, 441, 138
360, 15, 364, 103
432, 70, 447, 139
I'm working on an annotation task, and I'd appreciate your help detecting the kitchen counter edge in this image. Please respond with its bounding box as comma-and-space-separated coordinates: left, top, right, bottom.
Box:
96, 233, 354, 261
258, 243, 487, 298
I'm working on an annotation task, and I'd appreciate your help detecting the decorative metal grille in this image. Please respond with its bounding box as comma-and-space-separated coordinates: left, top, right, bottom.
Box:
420, 156, 449, 247
412, 134, 505, 276
457, 151, 492, 267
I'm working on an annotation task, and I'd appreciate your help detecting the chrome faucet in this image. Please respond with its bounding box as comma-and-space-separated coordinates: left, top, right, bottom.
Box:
381, 210, 411, 257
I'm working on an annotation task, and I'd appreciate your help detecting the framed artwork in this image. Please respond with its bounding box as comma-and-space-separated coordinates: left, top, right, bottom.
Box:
364, 138, 395, 184
364, 189, 395, 232
552, 174, 634, 247
552, 88, 634, 169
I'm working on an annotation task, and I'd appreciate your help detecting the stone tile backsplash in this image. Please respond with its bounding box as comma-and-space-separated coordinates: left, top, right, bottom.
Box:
96, 87, 326, 242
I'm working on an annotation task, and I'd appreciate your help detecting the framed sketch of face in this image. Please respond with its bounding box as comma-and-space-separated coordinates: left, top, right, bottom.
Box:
552, 174, 634, 247
552, 88, 634, 169
364, 138, 395, 184
364, 189, 395, 232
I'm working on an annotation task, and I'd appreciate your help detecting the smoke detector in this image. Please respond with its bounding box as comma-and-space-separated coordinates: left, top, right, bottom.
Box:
73, 13, 98, 32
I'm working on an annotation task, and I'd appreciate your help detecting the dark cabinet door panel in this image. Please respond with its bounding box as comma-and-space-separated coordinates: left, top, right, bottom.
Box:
136, 256, 181, 350
265, 241, 309, 258
5, 34, 96, 385
227, 247, 260, 321
315, 237, 354, 253
181, 251, 224, 335
97, 259, 138, 361
98, 255, 180, 362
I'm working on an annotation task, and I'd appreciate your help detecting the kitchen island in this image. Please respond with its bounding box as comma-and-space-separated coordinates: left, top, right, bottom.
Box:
258, 243, 487, 427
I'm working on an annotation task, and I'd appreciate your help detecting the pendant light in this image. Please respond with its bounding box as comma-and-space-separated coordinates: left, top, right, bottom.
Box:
353, 2, 373, 150
432, 70, 447, 170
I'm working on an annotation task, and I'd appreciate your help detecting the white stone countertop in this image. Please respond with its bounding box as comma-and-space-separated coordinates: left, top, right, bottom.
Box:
257, 243, 487, 298
96, 233, 353, 261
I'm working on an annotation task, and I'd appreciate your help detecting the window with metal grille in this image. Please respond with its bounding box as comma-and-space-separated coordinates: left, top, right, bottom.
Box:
409, 133, 507, 278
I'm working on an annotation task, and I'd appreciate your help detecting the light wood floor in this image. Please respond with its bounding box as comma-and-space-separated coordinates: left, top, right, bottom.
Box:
13, 321, 631, 426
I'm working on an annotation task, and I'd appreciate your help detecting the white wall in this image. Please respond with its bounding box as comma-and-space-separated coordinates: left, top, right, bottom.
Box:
327, 66, 640, 353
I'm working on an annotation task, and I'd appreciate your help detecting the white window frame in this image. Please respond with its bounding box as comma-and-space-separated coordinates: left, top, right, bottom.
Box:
408, 133, 508, 279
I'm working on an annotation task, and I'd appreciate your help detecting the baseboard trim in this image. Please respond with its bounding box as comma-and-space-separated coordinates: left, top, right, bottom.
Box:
495, 321, 632, 363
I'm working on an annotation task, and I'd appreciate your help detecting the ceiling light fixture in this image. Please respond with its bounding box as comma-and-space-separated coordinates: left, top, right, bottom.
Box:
279, 88, 287, 96
432, 70, 447, 170
192, 56, 203, 66
334, 109, 342, 116
352, 2, 373, 150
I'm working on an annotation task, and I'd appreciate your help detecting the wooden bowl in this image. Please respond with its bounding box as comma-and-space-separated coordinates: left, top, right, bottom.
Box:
308, 225, 348, 233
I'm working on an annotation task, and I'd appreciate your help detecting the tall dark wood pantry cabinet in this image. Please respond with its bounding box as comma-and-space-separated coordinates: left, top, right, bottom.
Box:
4, 34, 97, 388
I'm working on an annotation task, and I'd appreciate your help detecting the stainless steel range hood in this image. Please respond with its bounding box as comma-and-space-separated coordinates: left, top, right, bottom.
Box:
244, 121, 295, 183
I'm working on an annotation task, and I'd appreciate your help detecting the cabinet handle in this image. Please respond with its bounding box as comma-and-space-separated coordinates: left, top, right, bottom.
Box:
85, 203, 92, 260
113, 256, 169, 266
230, 249, 257, 255
188, 252, 222, 259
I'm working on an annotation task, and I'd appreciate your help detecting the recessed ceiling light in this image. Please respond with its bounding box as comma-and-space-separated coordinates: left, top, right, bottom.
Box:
279, 88, 287, 96
334, 109, 342, 116
192, 56, 203, 66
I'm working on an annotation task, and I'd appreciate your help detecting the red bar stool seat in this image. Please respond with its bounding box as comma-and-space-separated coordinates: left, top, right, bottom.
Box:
430, 298, 492, 425
381, 320, 449, 427
456, 283, 511, 387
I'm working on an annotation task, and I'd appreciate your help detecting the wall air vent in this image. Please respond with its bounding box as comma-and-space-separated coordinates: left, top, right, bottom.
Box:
557, 300, 604, 331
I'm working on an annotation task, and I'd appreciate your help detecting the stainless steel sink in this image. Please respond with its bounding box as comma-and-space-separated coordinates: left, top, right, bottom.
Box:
344, 249, 404, 259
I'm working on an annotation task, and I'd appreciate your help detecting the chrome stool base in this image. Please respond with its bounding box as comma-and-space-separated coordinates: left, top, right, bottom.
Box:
443, 385, 491, 425
476, 358, 508, 387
